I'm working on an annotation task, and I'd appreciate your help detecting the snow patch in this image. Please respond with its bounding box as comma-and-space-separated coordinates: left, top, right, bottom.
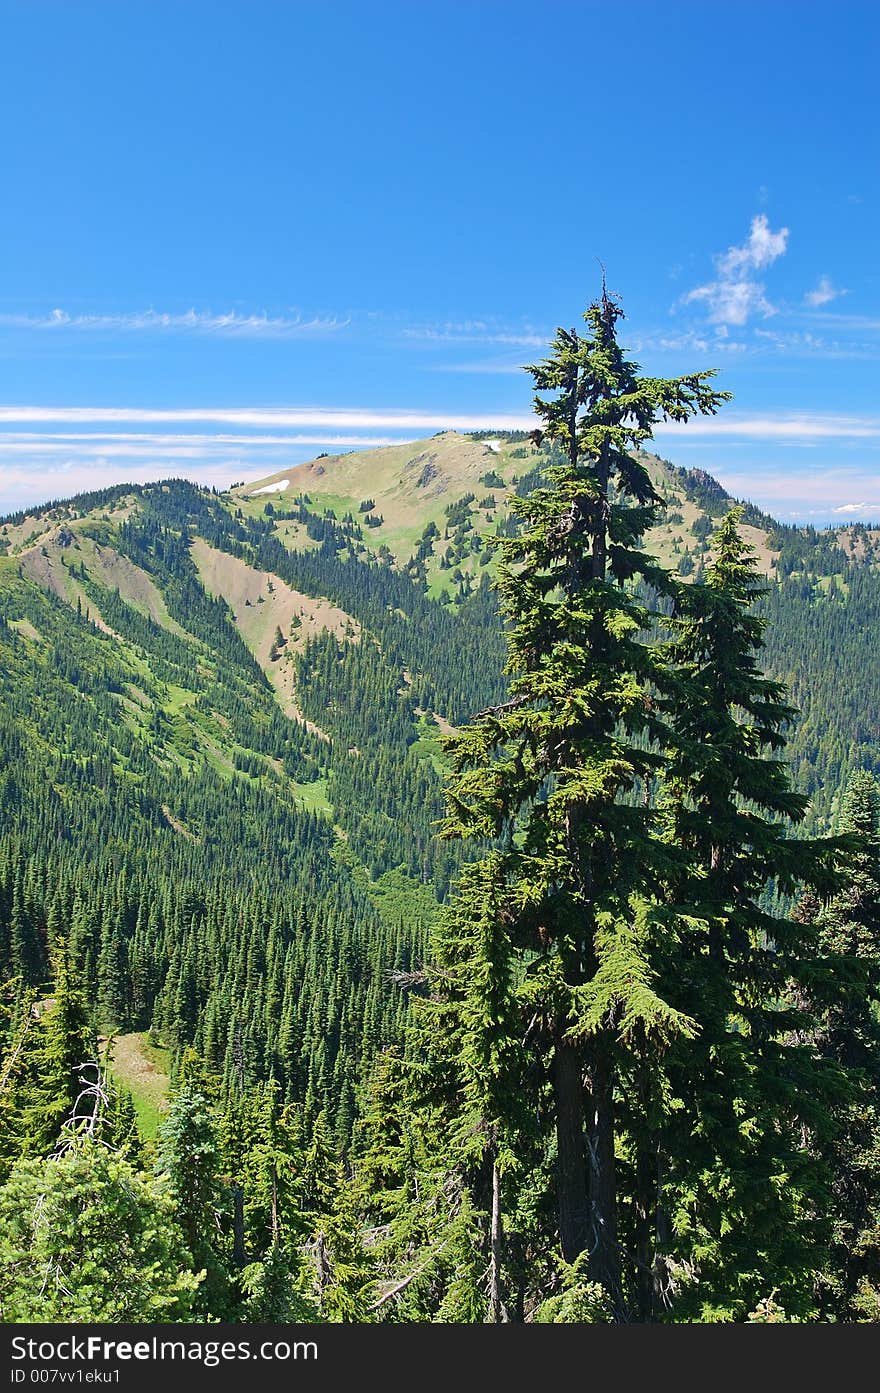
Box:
483, 440, 501, 453
251, 479, 290, 495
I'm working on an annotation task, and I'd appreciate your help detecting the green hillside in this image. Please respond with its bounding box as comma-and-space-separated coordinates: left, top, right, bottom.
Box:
1, 424, 879, 1322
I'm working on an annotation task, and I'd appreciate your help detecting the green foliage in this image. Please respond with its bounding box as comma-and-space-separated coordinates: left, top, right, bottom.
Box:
157, 1087, 230, 1313
0, 952, 96, 1175
239, 1243, 319, 1321
533, 1254, 612, 1323
809, 770, 880, 1318
0, 1140, 200, 1321
303, 1183, 376, 1322
438, 291, 728, 1308
637, 508, 852, 1319
430, 1195, 488, 1324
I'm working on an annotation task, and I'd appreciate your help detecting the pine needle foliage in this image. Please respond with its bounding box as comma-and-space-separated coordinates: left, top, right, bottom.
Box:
439, 290, 728, 1304
647, 509, 852, 1319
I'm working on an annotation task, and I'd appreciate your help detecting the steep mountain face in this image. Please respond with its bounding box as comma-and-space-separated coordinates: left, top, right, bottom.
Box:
1, 431, 879, 1124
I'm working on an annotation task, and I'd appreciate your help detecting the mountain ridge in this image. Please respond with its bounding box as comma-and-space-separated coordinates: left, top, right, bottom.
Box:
1, 432, 878, 848
7, 430, 878, 610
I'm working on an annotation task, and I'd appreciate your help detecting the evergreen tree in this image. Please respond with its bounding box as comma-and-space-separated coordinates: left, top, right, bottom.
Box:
652, 508, 847, 1319
291, 1111, 375, 1321
414, 855, 531, 1320
302, 1178, 376, 1322
157, 1087, 230, 1314
440, 289, 728, 1310
7, 949, 97, 1166
810, 771, 880, 1317
0, 1139, 199, 1321
239, 1241, 319, 1322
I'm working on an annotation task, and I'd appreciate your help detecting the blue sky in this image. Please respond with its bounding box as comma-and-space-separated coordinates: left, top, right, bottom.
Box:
1, 0, 878, 523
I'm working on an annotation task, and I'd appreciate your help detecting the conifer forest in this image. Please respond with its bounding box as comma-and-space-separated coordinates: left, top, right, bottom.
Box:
2, 294, 880, 1326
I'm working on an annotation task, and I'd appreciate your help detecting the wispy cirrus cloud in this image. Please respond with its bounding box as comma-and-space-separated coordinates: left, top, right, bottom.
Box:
0, 404, 537, 513
801, 310, 880, 333
4, 405, 880, 443
0, 405, 535, 430
654, 411, 880, 440
0, 432, 401, 458
403, 319, 547, 348
0, 307, 350, 337
681, 213, 789, 326
3, 404, 880, 521
629, 327, 750, 356
428, 359, 529, 375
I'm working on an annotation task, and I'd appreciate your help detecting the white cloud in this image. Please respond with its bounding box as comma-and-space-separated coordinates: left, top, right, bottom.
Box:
654, 411, 880, 440
4, 405, 880, 447
0, 405, 537, 430
681, 279, 775, 327
717, 214, 789, 276
682, 213, 789, 327
803, 310, 880, 331
404, 322, 546, 347
715, 466, 880, 509
0, 306, 552, 350
427, 359, 533, 375
804, 275, 847, 308
0, 432, 401, 453
0, 308, 349, 337
628, 326, 756, 356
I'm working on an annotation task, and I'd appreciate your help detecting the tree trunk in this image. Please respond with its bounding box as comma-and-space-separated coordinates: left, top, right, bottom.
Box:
231, 1182, 247, 1268
633, 1050, 658, 1322
709, 845, 723, 961
586, 1035, 623, 1314
553, 1040, 589, 1261
633, 1156, 653, 1320
488, 1154, 504, 1323
314, 1230, 331, 1310
270, 1170, 279, 1246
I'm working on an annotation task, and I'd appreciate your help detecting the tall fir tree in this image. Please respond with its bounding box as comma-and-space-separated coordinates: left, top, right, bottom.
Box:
11, 947, 96, 1166
440, 289, 728, 1310
414, 855, 531, 1320
809, 771, 880, 1317
652, 507, 848, 1319
157, 1087, 230, 1316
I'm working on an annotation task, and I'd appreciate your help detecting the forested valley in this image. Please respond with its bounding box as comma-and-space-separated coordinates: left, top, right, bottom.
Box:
1, 295, 879, 1324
